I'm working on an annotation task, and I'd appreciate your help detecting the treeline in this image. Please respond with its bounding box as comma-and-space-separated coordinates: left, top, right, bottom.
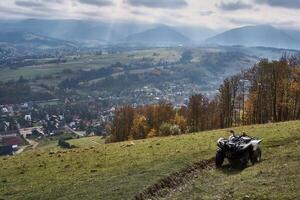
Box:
218, 56, 300, 126
59, 67, 115, 89
108, 56, 300, 142
0, 77, 54, 104
107, 103, 187, 142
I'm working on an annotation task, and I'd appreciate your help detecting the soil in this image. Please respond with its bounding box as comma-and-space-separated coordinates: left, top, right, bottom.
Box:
134, 157, 215, 200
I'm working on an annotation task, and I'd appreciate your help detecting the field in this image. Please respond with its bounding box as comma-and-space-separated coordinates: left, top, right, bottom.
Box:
0, 48, 180, 81
1, 46, 290, 82
1, 121, 300, 200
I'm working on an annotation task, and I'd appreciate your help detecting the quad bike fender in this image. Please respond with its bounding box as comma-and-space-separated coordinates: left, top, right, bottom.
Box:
239, 139, 262, 151
251, 139, 262, 151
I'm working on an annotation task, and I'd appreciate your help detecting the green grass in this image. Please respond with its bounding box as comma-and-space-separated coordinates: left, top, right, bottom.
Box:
35, 132, 78, 150
68, 136, 104, 148
0, 121, 300, 200
167, 144, 300, 200
167, 127, 300, 200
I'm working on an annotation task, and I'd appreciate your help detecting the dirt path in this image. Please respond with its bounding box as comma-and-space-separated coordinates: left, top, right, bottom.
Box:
65, 125, 85, 137
15, 138, 39, 155
25, 138, 39, 149
15, 145, 28, 154
134, 157, 215, 200
28, 139, 39, 149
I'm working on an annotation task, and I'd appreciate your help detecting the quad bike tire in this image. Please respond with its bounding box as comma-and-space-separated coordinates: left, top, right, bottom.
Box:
251, 147, 262, 164
240, 152, 250, 169
215, 150, 224, 167
228, 152, 249, 169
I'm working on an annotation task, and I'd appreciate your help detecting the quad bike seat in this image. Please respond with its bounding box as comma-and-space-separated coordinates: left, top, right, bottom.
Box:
240, 136, 252, 143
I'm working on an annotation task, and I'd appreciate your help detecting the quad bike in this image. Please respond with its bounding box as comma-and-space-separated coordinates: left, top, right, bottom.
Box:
215, 133, 262, 168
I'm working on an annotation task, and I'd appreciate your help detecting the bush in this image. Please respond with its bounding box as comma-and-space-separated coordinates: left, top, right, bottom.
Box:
147, 128, 157, 138
159, 123, 181, 136
58, 140, 75, 149
159, 123, 172, 136
170, 124, 181, 135
104, 135, 114, 144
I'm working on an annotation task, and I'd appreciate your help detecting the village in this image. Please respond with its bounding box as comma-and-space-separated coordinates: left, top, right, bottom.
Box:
0, 78, 211, 156
0, 100, 114, 156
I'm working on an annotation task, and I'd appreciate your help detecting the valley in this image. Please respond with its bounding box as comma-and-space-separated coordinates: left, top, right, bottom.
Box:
1, 46, 296, 104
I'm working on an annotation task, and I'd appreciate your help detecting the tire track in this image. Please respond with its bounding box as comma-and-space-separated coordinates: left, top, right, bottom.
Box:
134, 157, 215, 200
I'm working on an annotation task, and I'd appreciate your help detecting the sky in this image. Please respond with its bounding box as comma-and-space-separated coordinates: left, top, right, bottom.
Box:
0, 0, 300, 30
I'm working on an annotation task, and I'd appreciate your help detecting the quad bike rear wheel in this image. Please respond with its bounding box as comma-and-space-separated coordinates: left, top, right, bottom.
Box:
215, 150, 224, 167
251, 147, 262, 164
228, 152, 249, 169
240, 152, 250, 169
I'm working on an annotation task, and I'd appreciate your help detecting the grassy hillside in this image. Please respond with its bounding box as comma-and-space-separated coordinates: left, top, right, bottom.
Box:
1, 121, 300, 200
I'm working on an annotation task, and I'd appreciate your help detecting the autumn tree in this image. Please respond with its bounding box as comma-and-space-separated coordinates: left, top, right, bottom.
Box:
111, 105, 134, 142
130, 115, 148, 140
187, 94, 209, 132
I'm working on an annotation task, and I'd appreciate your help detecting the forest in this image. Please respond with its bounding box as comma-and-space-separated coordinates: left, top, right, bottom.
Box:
108, 56, 300, 142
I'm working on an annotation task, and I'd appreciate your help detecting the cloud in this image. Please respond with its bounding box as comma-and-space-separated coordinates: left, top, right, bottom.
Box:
0, 4, 52, 18
255, 0, 300, 9
200, 10, 214, 16
217, 0, 252, 11
15, 0, 44, 8
229, 18, 263, 25
78, 0, 114, 7
124, 0, 188, 9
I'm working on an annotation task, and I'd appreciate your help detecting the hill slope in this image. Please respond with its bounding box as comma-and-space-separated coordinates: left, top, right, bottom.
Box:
0, 19, 120, 43
124, 26, 191, 46
206, 25, 300, 49
0, 31, 77, 49
0, 121, 300, 200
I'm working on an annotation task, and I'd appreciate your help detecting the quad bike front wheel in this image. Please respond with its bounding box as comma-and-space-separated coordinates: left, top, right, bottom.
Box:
251, 147, 262, 164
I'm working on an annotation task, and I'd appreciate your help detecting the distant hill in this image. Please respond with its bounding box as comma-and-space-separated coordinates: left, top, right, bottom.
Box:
124, 26, 191, 46
284, 29, 300, 42
0, 19, 156, 44
0, 19, 217, 46
0, 31, 77, 49
205, 25, 300, 50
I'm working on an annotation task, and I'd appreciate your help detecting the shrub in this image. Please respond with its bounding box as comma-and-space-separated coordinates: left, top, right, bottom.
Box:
174, 113, 187, 133
159, 123, 182, 136
147, 128, 157, 138
170, 124, 181, 135
58, 140, 75, 149
104, 135, 114, 144
159, 123, 172, 136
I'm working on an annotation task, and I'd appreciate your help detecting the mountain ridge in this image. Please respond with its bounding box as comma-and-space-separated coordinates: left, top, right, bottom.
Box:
205, 25, 300, 50
0, 30, 77, 48
124, 26, 191, 46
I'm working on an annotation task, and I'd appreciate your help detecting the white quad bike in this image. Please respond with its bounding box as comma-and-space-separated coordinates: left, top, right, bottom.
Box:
216, 134, 262, 168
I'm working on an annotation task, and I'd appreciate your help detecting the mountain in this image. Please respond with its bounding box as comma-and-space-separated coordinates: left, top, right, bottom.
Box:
0, 30, 77, 49
205, 25, 300, 50
283, 29, 300, 42
0, 19, 158, 44
0, 19, 216, 46
174, 26, 220, 43
124, 26, 191, 46
0, 19, 118, 43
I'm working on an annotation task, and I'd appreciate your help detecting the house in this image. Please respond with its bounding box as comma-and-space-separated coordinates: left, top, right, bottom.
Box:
0, 145, 13, 156
24, 115, 32, 122
2, 136, 23, 149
